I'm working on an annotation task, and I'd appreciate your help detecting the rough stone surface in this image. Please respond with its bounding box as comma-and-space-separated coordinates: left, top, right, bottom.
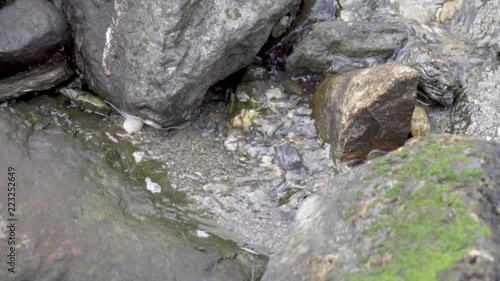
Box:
410, 105, 431, 137
263, 135, 500, 281
0, 0, 70, 78
462, 61, 500, 143
60, 0, 300, 127
0, 61, 74, 101
401, 44, 460, 107
287, 21, 407, 75
0, 106, 266, 281
312, 62, 418, 164
294, 0, 337, 25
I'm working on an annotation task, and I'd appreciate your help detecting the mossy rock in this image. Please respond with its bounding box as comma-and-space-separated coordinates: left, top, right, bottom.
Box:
263, 134, 500, 281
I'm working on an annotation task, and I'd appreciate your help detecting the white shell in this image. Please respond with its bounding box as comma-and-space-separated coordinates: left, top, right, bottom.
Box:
123, 117, 144, 134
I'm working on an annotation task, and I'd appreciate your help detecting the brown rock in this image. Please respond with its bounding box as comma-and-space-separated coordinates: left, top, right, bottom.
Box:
312, 62, 419, 164
410, 105, 431, 137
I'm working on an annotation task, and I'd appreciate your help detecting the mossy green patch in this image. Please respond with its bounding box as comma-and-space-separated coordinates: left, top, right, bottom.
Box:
344, 137, 490, 281
225, 8, 242, 20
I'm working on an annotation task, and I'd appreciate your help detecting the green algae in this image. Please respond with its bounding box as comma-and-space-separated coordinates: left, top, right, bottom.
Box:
225, 8, 242, 20
345, 137, 491, 281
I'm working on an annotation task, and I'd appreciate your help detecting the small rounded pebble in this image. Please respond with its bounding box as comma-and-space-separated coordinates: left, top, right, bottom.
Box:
123, 117, 144, 134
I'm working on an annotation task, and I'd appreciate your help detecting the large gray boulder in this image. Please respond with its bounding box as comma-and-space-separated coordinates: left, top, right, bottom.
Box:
312, 62, 418, 164
0, 0, 70, 78
263, 134, 500, 281
287, 21, 408, 75
0, 104, 266, 281
60, 0, 300, 127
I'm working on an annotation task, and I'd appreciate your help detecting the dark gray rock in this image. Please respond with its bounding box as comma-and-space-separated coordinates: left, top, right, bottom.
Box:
0, 106, 266, 281
312, 62, 418, 164
0, 0, 70, 78
60, 0, 300, 128
263, 135, 500, 281
401, 44, 460, 107
0, 61, 74, 101
275, 145, 302, 170
287, 21, 407, 75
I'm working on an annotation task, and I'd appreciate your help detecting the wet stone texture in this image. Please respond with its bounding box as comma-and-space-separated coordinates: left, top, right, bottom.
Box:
312, 62, 418, 165
287, 21, 408, 76
131, 72, 334, 254
0, 99, 267, 281
60, 0, 301, 127
263, 135, 500, 281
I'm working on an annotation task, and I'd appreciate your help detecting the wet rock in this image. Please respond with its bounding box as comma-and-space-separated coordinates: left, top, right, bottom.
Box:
228, 82, 264, 115
229, 109, 260, 130
410, 105, 431, 137
287, 21, 407, 75
242, 65, 271, 82
122, 117, 144, 134
445, 0, 500, 50
402, 44, 460, 106
60, 0, 300, 127
0, 61, 75, 101
59, 88, 111, 116
461, 61, 500, 142
0, 106, 265, 281
312, 62, 418, 164
271, 15, 291, 38
275, 145, 302, 170
296, 0, 336, 24
0, 0, 70, 78
435, 0, 464, 24
263, 135, 500, 281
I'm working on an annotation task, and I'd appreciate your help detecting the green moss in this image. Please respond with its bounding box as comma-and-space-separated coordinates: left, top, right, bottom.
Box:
384, 184, 401, 198
225, 8, 242, 20
344, 137, 490, 281
345, 205, 359, 220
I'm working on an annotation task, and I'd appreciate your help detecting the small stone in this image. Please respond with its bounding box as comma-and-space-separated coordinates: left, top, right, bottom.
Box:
260, 155, 274, 167
265, 88, 284, 100
123, 117, 144, 134
275, 145, 302, 170
411, 105, 431, 137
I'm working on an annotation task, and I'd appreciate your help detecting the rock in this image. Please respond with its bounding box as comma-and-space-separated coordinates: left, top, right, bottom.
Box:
274, 145, 302, 170
401, 44, 460, 106
60, 0, 301, 127
0, 107, 266, 281
229, 109, 259, 130
242, 65, 271, 82
461, 61, 500, 143
263, 135, 500, 281
0, 0, 70, 78
123, 116, 144, 134
287, 21, 407, 75
0, 61, 75, 101
435, 0, 464, 24
271, 15, 291, 38
295, 0, 336, 24
445, 0, 500, 51
312, 62, 418, 164
59, 88, 111, 116
410, 105, 431, 137
265, 88, 283, 100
